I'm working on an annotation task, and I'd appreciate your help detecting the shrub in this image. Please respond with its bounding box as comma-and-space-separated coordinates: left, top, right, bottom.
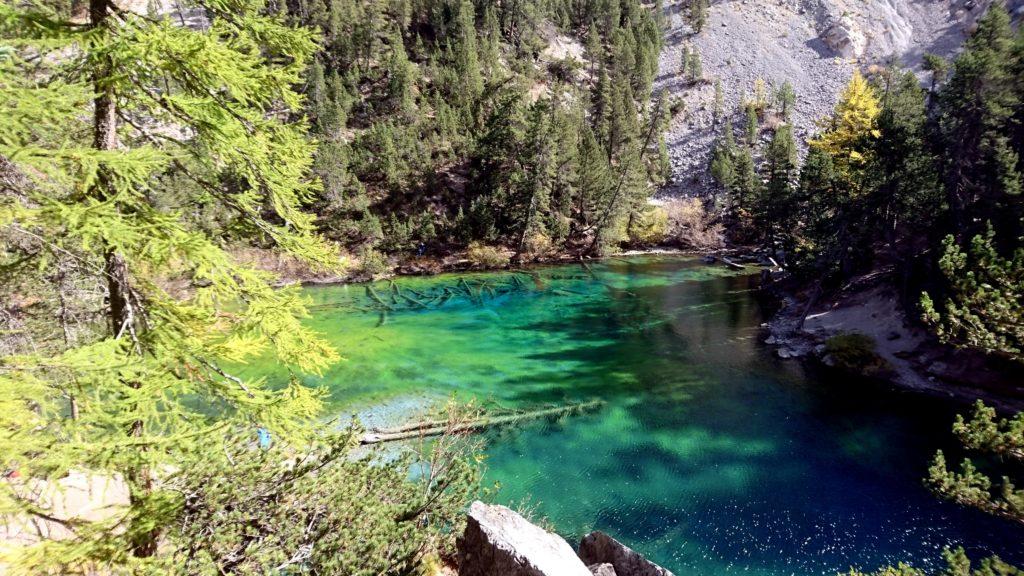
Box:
628, 206, 670, 246
663, 198, 724, 250
824, 333, 892, 377
358, 246, 390, 277
522, 232, 554, 258
466, 242, 510, 268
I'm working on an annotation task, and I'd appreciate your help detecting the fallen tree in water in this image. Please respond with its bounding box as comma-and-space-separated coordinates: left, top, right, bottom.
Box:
361, 400, 604, 445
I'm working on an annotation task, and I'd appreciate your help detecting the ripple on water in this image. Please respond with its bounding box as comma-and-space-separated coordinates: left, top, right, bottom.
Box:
237, 256, 1024, 575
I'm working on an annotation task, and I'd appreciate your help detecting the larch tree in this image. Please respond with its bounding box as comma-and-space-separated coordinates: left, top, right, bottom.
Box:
810, 70, 881, 187
0, 0, 476, 573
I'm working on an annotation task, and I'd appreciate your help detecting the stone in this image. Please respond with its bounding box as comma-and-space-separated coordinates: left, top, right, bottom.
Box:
821, 17, 867, 58
458, 501, 592, 576
589, 563, 618, 576
578, 531, 675, 576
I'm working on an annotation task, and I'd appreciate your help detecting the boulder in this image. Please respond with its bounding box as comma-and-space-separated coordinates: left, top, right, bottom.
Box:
589, 563, 618, 576
578, 531, 675, 576
458, 501, 592, 576
821, 17, 867, 58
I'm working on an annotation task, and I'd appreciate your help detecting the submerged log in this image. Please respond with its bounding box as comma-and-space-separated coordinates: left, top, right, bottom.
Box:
360, 400, 604, 445
721, 257, 746, 270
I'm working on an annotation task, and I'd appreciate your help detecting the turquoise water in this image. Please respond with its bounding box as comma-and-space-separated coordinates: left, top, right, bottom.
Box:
244, 256, 1024, 574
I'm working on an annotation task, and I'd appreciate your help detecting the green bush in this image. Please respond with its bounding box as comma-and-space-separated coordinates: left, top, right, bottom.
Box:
824, 333, 892, 377
358, 246, 390, 277
466, 242, 510, 268
628, 206, 670, 246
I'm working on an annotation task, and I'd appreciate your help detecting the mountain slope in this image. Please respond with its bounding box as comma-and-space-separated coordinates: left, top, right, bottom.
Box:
655, 0, 1018, 197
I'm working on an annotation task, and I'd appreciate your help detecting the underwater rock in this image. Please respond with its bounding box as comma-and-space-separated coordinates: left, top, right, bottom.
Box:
578, 531, 675, 576
458, 501, 591, 576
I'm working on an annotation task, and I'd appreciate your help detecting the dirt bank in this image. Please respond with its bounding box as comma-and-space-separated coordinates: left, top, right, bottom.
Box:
764, 272, 1024, 412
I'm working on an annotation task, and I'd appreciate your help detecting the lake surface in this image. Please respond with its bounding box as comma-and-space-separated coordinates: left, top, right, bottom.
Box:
244, 255, 1024, 574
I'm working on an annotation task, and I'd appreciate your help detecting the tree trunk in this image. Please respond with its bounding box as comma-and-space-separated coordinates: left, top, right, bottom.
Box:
89, 0, 160, 558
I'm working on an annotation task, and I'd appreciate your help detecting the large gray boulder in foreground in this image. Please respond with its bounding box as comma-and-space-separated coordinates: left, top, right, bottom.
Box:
457, 501, 592, 576
578, 531, 675, 576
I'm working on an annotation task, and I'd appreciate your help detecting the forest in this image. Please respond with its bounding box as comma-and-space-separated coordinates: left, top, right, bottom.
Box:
0, 0, 1023, 573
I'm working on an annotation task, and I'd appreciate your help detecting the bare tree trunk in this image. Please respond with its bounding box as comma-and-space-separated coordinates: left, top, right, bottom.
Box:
89, 0, 159, 558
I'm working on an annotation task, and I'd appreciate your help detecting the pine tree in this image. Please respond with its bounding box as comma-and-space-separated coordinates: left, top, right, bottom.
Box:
575, 124, 614, 238
453, 0, 484, 104
758, 124, 799, 248
922, 52, 949, 95
732, 146, 761, 224
387, 28, 417, 117
938, 3, 1020, 238
869, 68, 941, 245
710, 120, 738, 194
679, 43, 691, 77
713, 78, 724, 120
745, 104, 759, 144
690, 0, 709, 33
586, 24, 604, 78
774, 80, 796, 121
921, 226, 1024, 362
925, 401, 1024, 524
686, 46, 703, 84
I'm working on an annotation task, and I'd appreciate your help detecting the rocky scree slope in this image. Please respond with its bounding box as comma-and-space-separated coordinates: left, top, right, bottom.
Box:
654, 0, 1023, 198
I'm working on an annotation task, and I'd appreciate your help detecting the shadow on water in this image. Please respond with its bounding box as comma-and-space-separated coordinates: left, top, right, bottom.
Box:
239, 255, 1024, 575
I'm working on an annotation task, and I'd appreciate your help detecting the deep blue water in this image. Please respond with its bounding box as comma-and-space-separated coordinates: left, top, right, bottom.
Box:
295, 255, 1024, 574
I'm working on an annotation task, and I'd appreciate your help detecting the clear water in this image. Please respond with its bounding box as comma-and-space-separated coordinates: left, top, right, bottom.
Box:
240, 256, 1024, 574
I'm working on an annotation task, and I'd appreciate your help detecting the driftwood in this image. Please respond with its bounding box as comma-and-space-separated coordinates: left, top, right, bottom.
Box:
721, 257, 746, 270
360, 400, 604, 445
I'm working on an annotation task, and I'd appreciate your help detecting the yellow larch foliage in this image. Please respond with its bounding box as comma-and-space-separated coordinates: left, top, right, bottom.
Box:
810, 71, 881, 178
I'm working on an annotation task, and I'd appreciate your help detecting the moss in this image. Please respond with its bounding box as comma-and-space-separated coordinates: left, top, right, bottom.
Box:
824, 333, 893, 378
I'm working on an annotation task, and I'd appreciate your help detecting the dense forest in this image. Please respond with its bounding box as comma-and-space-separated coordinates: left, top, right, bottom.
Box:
279, 0, 670, 270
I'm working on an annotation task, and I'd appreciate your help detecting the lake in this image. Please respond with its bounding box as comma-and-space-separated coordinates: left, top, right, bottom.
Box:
243, 255, 1024, 575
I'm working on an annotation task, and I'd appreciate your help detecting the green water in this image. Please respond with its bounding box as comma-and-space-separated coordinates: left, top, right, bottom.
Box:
241, 256, 1024, 574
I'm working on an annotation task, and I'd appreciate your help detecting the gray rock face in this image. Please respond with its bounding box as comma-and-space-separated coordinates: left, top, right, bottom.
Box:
458, 501, 592, 576
578, 531, 675, 576
588, 563, 618, 576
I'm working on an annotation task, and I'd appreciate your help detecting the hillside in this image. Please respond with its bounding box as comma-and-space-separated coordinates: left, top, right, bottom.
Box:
655, 0, 1022, 197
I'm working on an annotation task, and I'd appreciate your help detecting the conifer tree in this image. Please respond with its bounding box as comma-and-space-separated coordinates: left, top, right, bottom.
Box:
758, 124, 799, 248
938, 3, 1020, 238
921, 227, 1024, 362
690, 0, 709, 33
387, 28, 417, 118
775, 80, 796, 121
869, 68, 941, 244
732, 146, 761, 224
686, 46, 703, 84
714, 78, 724, 120
453, 0, 484, 107
810, 70, 881, 191
745, 105, 759, 144
710, 120, 738, 194
0, 0, 350, 568
926, 401, 1024, 524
